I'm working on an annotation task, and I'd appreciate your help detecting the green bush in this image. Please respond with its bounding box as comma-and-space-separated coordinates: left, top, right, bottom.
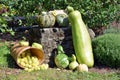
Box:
41, 0, 119, 28
0, 0, 119, 32
65, 0, 119, 28
1, 0, 119, 24
92, 33, 120, 68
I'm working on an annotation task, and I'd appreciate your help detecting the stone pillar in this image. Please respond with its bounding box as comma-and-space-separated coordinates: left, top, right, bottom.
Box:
29, 27, 74, 67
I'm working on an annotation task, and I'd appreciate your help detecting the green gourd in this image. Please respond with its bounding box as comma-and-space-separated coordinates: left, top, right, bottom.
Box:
56, 14, 69, 27
66, 6, 94, 67
37, 12, 55, 27
69, 54, 78, 70
31, 42, 42, 49
54, 45, 69, 69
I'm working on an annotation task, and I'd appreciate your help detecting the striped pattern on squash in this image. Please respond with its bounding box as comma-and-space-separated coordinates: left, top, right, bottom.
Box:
37, 12, 55, 27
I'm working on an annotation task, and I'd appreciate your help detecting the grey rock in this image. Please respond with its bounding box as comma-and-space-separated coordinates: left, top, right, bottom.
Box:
88, 29, 95, 39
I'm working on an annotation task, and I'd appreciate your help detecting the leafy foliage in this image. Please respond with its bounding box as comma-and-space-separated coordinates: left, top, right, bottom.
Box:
39, 0, 119, 28
0, 3, 15, 35
0, 0, 119, 34
65, 0, 119, 28
92, 33, 120, 68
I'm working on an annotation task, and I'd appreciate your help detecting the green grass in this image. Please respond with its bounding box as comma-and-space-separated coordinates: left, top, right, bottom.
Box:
0, 68, 120, 80
0, 41, 120, 80
0, 42, 10, 66
0, 42, 17, 68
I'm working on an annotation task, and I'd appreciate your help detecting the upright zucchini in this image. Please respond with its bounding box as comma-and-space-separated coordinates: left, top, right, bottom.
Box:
66, 6, 94, 67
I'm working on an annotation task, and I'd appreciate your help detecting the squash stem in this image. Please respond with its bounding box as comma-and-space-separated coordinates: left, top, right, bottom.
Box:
66, 6, 74, 14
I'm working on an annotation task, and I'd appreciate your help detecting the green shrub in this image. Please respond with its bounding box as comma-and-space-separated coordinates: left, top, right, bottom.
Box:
1, 0, 119, 26
42, 0, 119, 28
92, 33, 120, 68
0, 0, 119, 31
66, 0, 119, 28
0, 16, 15, 35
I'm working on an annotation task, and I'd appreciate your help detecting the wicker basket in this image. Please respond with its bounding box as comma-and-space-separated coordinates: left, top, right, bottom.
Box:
10, 42, 44, 68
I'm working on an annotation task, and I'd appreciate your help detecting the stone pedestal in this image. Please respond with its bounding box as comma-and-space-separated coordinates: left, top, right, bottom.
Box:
29, 27, 74, 67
